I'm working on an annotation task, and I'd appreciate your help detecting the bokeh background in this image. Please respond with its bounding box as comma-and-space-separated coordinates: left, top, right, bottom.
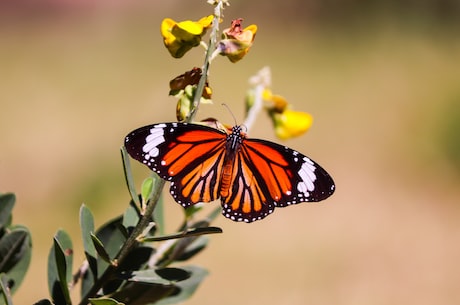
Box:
1, 0, 460, 304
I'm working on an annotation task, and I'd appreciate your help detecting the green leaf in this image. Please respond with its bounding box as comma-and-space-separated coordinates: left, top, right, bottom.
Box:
175, 236, 209, 261
0, 226, 32, 294
89, 297, 125, 305
142, 227, 222, 242
0, 228, 28, 272
125, 270, 171, 286
141, 177, 154, 207
184, 205, 202, 219
154, 265, 208, 305
90, 233, 111, 265
80, 204, 98, 278
80, 267, 95, 301
96, 216, 126, 261
207, 206, 222, 222
109, 282, 175, 305
52, 236, 72, 305
118, 246, 153, 272
94, 216, 126, 278
55, 231, 73, 284
122, 204, 140, 232
48, 230, 73, 305
0, 193, 15, 231
0, 273, 13, 305
121, 146, 140, 208
125, 267, 190, 285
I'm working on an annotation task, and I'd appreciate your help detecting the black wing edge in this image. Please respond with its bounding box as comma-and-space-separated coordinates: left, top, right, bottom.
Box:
309, 161, 335, 202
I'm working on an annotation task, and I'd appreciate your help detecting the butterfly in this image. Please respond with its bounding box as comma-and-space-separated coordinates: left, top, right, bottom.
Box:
124, 122, 335, 223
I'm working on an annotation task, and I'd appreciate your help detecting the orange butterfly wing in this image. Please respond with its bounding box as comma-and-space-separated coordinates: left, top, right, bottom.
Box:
221, 138, 335, 222
125, 123, 227, 207
125, 123, 335, 223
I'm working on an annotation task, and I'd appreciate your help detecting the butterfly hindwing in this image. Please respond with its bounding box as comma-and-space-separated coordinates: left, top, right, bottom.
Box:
125, 123, 227, 207
220, 150, 275, 222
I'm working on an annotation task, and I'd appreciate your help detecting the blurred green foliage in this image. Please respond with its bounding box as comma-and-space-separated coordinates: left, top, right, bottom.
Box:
438, 94, 460, 174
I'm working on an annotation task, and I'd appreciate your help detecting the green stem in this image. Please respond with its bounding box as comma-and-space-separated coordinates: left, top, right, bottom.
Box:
78, 177, 165, 305
190, 1, 224, 121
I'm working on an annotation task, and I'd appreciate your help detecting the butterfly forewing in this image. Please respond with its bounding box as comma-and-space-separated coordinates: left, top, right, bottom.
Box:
249, 139, 334, 204
125, 123, 228, 207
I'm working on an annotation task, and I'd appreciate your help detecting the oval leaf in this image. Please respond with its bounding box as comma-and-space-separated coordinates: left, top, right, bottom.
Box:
95, 216, 126, 261
91, 233, 111, 264
141, 177, 154, 207
122, 204, 139, 232
125, 270, 171, 285
154, 265, 208, 305
48, 230, 73, 305
80, 204, 98, 278
175, 236, 208, 261
110, 281, 175, 305
0, 229, 28, 272
0, 226, 32, 294
52, 237, 72, 305
0, 193, 15, 230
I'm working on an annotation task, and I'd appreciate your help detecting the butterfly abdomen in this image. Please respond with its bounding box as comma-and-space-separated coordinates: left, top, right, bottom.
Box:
220, 162, 233, 198
220, 125, 245, 198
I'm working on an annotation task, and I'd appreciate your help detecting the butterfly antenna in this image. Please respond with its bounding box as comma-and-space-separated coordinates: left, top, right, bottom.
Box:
221, 103, 238, 126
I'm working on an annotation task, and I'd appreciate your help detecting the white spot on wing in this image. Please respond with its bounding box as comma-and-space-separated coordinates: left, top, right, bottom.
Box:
142, 125, 166, 158
296, 157, 317, 196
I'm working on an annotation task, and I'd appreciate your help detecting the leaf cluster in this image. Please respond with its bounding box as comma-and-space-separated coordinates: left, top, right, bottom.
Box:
0, 149, 222, 305
0, 193, 32, 304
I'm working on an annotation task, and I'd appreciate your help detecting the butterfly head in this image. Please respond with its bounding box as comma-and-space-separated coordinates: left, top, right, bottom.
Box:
226, 125, 246, 150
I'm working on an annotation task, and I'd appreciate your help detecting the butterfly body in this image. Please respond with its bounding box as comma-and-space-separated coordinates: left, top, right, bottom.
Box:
220, 125, 245, 198
125, 122, 335, 223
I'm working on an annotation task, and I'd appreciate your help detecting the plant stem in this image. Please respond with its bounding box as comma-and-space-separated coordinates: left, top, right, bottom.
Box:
244, 66, 271, 132
190, 1, 224, 120
78, 178, 165, 305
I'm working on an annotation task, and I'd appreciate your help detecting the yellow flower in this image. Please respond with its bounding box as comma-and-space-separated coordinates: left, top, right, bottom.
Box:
161, 15, 213, 58
262, 89, 287, 112
264, 90, 313, 139
272, 109, 313, 140
219, 18, 257, 63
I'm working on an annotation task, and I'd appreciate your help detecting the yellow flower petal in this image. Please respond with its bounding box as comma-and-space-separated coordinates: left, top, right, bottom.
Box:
273, 110, 313, 140
160, 15, 213, 58
269, 94, 288, 112
176, 20, 205, 35
197, 15, 214, 29
262, 89, 273, 101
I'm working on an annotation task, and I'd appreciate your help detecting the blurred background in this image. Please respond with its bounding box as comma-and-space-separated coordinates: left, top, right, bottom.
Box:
1, 0, 460, 304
